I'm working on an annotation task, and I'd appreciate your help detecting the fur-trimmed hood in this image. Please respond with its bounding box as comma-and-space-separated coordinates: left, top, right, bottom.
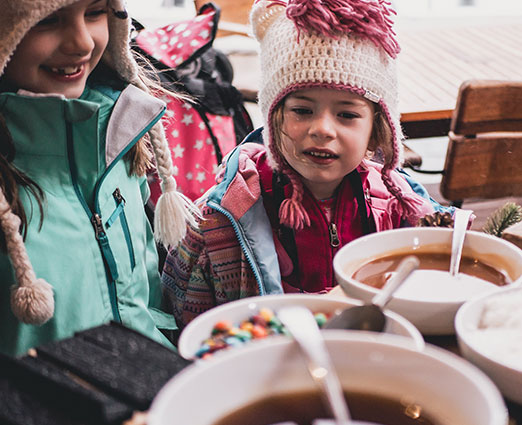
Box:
0, 0, 139, 83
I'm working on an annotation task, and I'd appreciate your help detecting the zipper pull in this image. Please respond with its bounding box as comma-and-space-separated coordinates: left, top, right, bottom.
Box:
113, 187, 125, 204
329, 223, 340, 248
365, 187, 371, 205
91, 213, 106, 240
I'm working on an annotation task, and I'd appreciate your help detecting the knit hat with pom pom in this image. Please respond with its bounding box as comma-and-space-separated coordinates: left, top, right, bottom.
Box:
251, 0, 423, 231
0, 0, 199, 325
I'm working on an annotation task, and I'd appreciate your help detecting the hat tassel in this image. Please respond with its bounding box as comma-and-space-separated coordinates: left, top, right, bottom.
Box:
154, 176, 200, 247
279, 195, 311, 231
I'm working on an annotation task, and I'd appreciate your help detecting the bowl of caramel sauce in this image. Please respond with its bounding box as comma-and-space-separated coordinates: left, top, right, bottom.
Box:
148, 332, 508, 425
333, 228, 522, 335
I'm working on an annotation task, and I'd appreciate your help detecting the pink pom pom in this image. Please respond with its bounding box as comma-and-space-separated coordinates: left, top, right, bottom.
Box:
279, 197, 311, 231
283, 0, 400, 58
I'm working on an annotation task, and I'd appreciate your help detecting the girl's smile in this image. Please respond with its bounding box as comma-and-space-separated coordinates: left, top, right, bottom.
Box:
303, 147, 339, 164
280, 87, 375, 200
41, 62, 87, 82
3, 0, 109, 98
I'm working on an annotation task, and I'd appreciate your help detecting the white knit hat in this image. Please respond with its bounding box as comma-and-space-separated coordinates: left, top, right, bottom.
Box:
0, 0, 198, 325
251, 0, 422, 230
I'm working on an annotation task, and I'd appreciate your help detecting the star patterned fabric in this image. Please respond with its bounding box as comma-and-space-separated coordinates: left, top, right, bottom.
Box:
137, 3, 247, 204
134, 4, 216, 68
148, 98, 237, 203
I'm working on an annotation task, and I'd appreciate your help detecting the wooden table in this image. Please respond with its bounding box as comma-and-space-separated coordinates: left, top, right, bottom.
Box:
398, 17, 522, 138
227, 17, 522, 139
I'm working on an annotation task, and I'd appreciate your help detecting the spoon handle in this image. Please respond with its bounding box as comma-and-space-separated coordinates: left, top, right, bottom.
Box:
449, 209, 473, 277
372, 256, 420, 309
277, 306, 351, 424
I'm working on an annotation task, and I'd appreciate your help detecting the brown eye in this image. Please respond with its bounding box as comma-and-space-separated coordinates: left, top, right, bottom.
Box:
36, 14, 59, 26
292, 108, 312, 115
86, 8, 108, 18
339, 112, 358, 119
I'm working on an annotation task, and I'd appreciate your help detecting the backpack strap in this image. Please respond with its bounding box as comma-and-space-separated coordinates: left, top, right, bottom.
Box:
272, 172, 300, 278
347, 169, 373, 236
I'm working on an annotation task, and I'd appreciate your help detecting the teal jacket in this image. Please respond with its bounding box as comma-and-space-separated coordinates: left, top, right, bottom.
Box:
0, 84, 176, 356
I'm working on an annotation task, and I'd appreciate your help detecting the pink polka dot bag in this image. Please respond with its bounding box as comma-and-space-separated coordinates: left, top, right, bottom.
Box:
133, 3, 254, 203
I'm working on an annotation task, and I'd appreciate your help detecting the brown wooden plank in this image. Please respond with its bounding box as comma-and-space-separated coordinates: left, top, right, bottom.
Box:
401, 109, 453, 122
440, 133, 522, 201
451, 80, 522, 134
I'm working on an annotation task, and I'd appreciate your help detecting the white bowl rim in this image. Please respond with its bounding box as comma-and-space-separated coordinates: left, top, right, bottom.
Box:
177, 293, 425, 359
333, 228, 522, 306
455, 284, 522, 375
149, 332, 508, 425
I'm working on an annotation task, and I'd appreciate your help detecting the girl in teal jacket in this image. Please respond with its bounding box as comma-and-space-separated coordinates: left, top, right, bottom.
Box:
0, 0, 198, 356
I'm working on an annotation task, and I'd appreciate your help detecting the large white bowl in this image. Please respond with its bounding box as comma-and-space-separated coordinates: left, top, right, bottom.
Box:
149, 332, 508, 425
334, 228, 522, 335
455, 285, 522, 404
178, 293, 424, 359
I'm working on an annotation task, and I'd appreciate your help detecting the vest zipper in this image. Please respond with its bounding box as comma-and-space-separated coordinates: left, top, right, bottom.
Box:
329, 223, 340, 248
106, 188, 136, 270
312, 190, 341, 289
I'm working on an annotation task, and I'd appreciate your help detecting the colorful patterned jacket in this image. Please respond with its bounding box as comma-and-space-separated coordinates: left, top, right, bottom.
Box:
162, 129, 440, 327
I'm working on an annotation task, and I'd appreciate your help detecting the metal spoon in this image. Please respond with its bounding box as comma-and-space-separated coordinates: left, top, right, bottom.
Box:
324, 256, 420, 332
277, 306, 380, 425
449, 209, 473, 277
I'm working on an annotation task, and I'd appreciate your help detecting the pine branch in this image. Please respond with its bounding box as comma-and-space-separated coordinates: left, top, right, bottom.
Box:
482, 202, 522, 237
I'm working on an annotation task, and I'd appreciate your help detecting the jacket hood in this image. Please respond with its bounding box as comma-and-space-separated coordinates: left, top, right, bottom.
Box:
0, 0, 139, 83
210, 142, 266, 221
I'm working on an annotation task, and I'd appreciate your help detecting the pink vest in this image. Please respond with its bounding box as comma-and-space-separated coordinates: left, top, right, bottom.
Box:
257, 156, 433, 293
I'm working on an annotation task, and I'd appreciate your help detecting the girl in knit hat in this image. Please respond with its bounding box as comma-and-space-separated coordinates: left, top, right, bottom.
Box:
162, 0, 452, 327
0, 0, 199, 356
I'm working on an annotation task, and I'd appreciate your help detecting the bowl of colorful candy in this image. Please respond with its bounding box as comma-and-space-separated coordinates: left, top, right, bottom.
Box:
334, 228, 522, 335
149, 332, 508, 425
455, 285, 522, 404
177, 293, 424, 360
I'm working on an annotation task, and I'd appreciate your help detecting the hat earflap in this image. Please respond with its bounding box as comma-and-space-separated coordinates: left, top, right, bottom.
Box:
0, 188, 53, 325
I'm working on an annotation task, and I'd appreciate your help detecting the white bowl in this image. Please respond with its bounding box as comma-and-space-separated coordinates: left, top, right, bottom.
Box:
149, 332, 508, 425
455, 285, 522, 404
178, 293, 424, 359
334, 228, 522, 335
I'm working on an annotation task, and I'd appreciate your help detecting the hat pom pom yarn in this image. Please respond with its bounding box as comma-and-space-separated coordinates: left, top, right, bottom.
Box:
154, 176, 200, 248
285, 0, 400, 58
11, 279, 54, 325
279, 197, 311, 231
